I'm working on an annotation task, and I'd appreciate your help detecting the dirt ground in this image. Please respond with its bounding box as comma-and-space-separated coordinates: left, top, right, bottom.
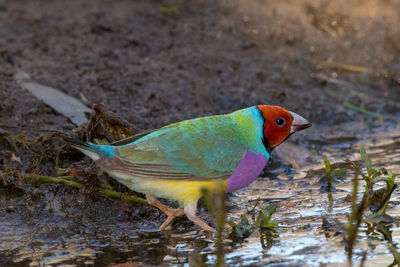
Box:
0, 0, 400, 265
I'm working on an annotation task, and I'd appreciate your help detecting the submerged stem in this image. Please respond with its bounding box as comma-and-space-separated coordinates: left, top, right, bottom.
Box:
20, 172, 149, 205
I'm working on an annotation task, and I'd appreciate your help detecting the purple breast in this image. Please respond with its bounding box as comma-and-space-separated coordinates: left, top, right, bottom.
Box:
226, 150, 268, 192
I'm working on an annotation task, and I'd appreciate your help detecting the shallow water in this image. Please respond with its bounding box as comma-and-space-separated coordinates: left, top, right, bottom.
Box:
1, 128, 400, 266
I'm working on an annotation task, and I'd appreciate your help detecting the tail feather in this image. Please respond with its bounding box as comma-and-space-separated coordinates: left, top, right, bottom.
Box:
63, 136, 115, 161
63, 136, 90, 149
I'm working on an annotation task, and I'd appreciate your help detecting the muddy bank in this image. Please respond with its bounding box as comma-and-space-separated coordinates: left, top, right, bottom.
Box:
0, 0, 399, 131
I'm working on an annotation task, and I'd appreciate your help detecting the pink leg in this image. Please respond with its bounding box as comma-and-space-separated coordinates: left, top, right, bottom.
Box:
146, 195, 184, 230
184, 201, 216, 232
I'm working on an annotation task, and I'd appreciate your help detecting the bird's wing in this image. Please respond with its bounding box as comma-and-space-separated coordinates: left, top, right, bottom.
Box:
110, 129, 158, 146
96, 115, 247, 181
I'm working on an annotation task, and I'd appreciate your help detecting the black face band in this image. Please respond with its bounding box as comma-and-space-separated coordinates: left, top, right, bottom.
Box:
262, 137, 272, 154
256, 106, 273, 153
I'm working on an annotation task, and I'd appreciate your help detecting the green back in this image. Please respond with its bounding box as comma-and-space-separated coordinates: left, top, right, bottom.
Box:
98, 107, 268, 180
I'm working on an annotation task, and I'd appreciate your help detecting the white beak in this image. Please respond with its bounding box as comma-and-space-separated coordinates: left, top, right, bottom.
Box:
289, 111, 312, 133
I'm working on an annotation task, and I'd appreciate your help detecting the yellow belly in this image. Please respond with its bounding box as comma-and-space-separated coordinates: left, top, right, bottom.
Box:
131, 178, 228, 205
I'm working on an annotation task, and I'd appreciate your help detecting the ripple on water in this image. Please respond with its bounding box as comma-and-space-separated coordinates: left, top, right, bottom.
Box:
1, 129, 400, 266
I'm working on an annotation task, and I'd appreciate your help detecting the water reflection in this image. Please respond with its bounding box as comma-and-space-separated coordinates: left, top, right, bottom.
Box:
1, 128, 399, 266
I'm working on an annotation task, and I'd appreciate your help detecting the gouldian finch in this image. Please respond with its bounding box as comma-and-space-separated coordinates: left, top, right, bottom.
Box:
66, 105, 311, 232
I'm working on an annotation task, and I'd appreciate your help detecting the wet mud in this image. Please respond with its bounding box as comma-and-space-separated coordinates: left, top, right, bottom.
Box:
1, 0, 400, 266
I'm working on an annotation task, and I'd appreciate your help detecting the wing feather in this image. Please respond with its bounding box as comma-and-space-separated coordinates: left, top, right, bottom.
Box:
96, 115, 247, 181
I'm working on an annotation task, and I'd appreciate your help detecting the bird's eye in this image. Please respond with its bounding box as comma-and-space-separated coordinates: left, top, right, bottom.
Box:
275, 118, 285, 127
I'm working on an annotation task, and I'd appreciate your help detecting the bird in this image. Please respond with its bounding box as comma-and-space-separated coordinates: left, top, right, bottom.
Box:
66, 105, 311, 232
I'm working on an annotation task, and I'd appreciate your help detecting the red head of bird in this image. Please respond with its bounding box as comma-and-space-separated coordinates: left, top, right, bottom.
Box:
257, 105, 311, 150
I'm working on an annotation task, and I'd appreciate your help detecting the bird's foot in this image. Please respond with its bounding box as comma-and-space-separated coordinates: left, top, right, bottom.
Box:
189, 216, 216, 233
159, 208, 185, 230
146, 194, 185, 230
146, 194, 216, 232
184, 202, 216, 233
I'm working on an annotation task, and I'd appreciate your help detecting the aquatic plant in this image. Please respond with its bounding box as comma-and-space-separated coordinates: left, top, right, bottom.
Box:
230, 202, 279, 250
201, 184, 226, 267
255, 203, 279, 249
322, 155, 347, 211
323, 146, 398, 265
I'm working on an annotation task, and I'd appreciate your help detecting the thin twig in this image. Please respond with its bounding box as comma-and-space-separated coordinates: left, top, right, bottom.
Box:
316, 62, 368, 73
20, 172, 149, 205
